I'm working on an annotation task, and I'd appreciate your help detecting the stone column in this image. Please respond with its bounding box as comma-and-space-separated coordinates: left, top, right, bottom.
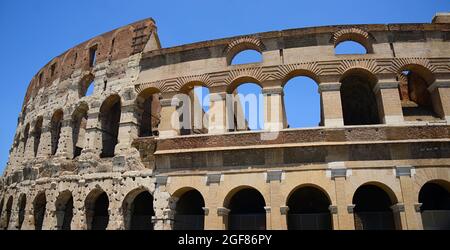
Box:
208, 90, 228, 134
319, 82, 344, 127
217, 207, 230, 230
428, 80, 450, 122
329, 164, 354, 229
36, 117, 52, 159
23, 128, 35, 160
373, 81, 404, 124
153, 182, 175, 230
266, 170, 284, 230
262, 86, 287, 131
56, 117, 74, 159
204, 173, 222, 230
81, 109, 102, 156
279, 206, 289, 230
391, 203, 407, 230
396, 165, 423, 230
115, 93, 139, 152
157, 96, 181, 138
329, 205, 339, 230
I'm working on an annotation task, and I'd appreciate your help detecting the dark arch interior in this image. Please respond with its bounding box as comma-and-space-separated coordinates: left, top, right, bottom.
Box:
91, 192, 109, 230
72, 107, 88, 158
352, 185, 396, 230
34, 194, 47, 230
129, 191, 154, 230
50, 110, 63, 155
340, 73, 380, 125
174, 190, 205, 230
33, 118, 43, 157
287, 187, 332, 230
4, 197, 13, 229
100, 97, 121, 158
59, 195, 74, 230
18, 195, 26, 230
228, 188, 266, 230
419, 182, 450, 230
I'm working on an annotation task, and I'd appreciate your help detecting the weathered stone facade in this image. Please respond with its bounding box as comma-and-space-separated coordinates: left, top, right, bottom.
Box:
1, 13, 450, 230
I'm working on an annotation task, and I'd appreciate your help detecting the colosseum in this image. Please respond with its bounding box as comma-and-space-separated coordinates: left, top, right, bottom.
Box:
0, 13, 449, 231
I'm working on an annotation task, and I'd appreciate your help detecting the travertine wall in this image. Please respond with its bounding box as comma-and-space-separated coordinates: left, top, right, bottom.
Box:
1, 13, 450, 230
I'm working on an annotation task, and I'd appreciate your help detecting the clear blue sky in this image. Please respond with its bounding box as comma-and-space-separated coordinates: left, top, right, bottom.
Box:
0, 0, 448, 174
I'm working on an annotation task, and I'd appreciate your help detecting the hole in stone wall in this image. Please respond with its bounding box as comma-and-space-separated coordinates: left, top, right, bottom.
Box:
230, 49, 262, 65
335, 41, 367, 55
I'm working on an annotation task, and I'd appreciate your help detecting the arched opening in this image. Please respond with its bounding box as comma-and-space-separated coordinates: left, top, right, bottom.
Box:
226, 187, 266, 230
72, 103, 88, 158
398, 66, 439, 121
335, 41, 367, 55
227, 80, 264, 131
230, 49, 262, 65
23, 124, 30, 154
352, 184, 397, 230
123, 190, 154, 230
17, 194, 26, 230
85, 190, 109, 230
136, 88, 161, 137
179, 83, 210, 135
287, 186, 332, 230
33, 117, 43, 157
174, 189, 205, 230
419, 181, 450, 230
33, 192, 47, 230
50, 110, 63, 155
4, 196, 13, 229
284, 76, 321, 128
79, 74, 95, 98
340, 69, 380, 125
55, 191, 74, 230
99, 95, 121, 158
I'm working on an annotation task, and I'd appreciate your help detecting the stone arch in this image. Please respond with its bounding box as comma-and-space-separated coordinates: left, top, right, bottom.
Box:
179, 81, 210, 135
50, 109, 64, 156
352, 182, 399, 230
332, 28, 373, 53
283, 72, 322, 128
136, 87, 161, 137
418, 180, 450, 230
225, 37, 265, 65
4, 196, 13, 229
71, 102, 89, 158
122, 187, 154, 230
99, 94, 121, 158
340, 68, 380, 125
85, 188, 109, 230
226, 77, 264, 131
33, 116, 43, 157
224, 186, 267, 230
55, 190, 74, 230
396, 63, 440, 120
33, 192, 47, 230
286, 184, 332, 230
17, 193, 26, 230
172, 187, 205, 230
78, 73, 95, 98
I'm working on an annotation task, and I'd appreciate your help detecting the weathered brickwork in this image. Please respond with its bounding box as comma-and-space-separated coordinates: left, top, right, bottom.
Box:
1, 13, 450, 230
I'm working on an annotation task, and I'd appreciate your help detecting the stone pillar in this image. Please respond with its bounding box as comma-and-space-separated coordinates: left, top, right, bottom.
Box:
266, 170, 284, 230
329, 205, 339, 230
56, 117, 74, 159
262, 86, 286, 131
23, 129, 35, 160
204, 173, 222, 230
36, 117, 52, 158
329, 164, 354, 230
81, 109, 102, 156
158, 96, 181, 138
153, 182, 175, 230
114, 102, 139, 156
373, 81, 404, 124
396, 165, 423, 230
208, 91, 228, 134
106, 207, 123, 230
319, 83, 344, 127
428, 80, 450, 122
391, 203, 407, 230
279, 206, 289, 230
217, 207, 230, 230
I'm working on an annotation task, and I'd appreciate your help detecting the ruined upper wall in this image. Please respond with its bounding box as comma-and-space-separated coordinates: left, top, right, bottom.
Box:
22, 18, 158, 115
